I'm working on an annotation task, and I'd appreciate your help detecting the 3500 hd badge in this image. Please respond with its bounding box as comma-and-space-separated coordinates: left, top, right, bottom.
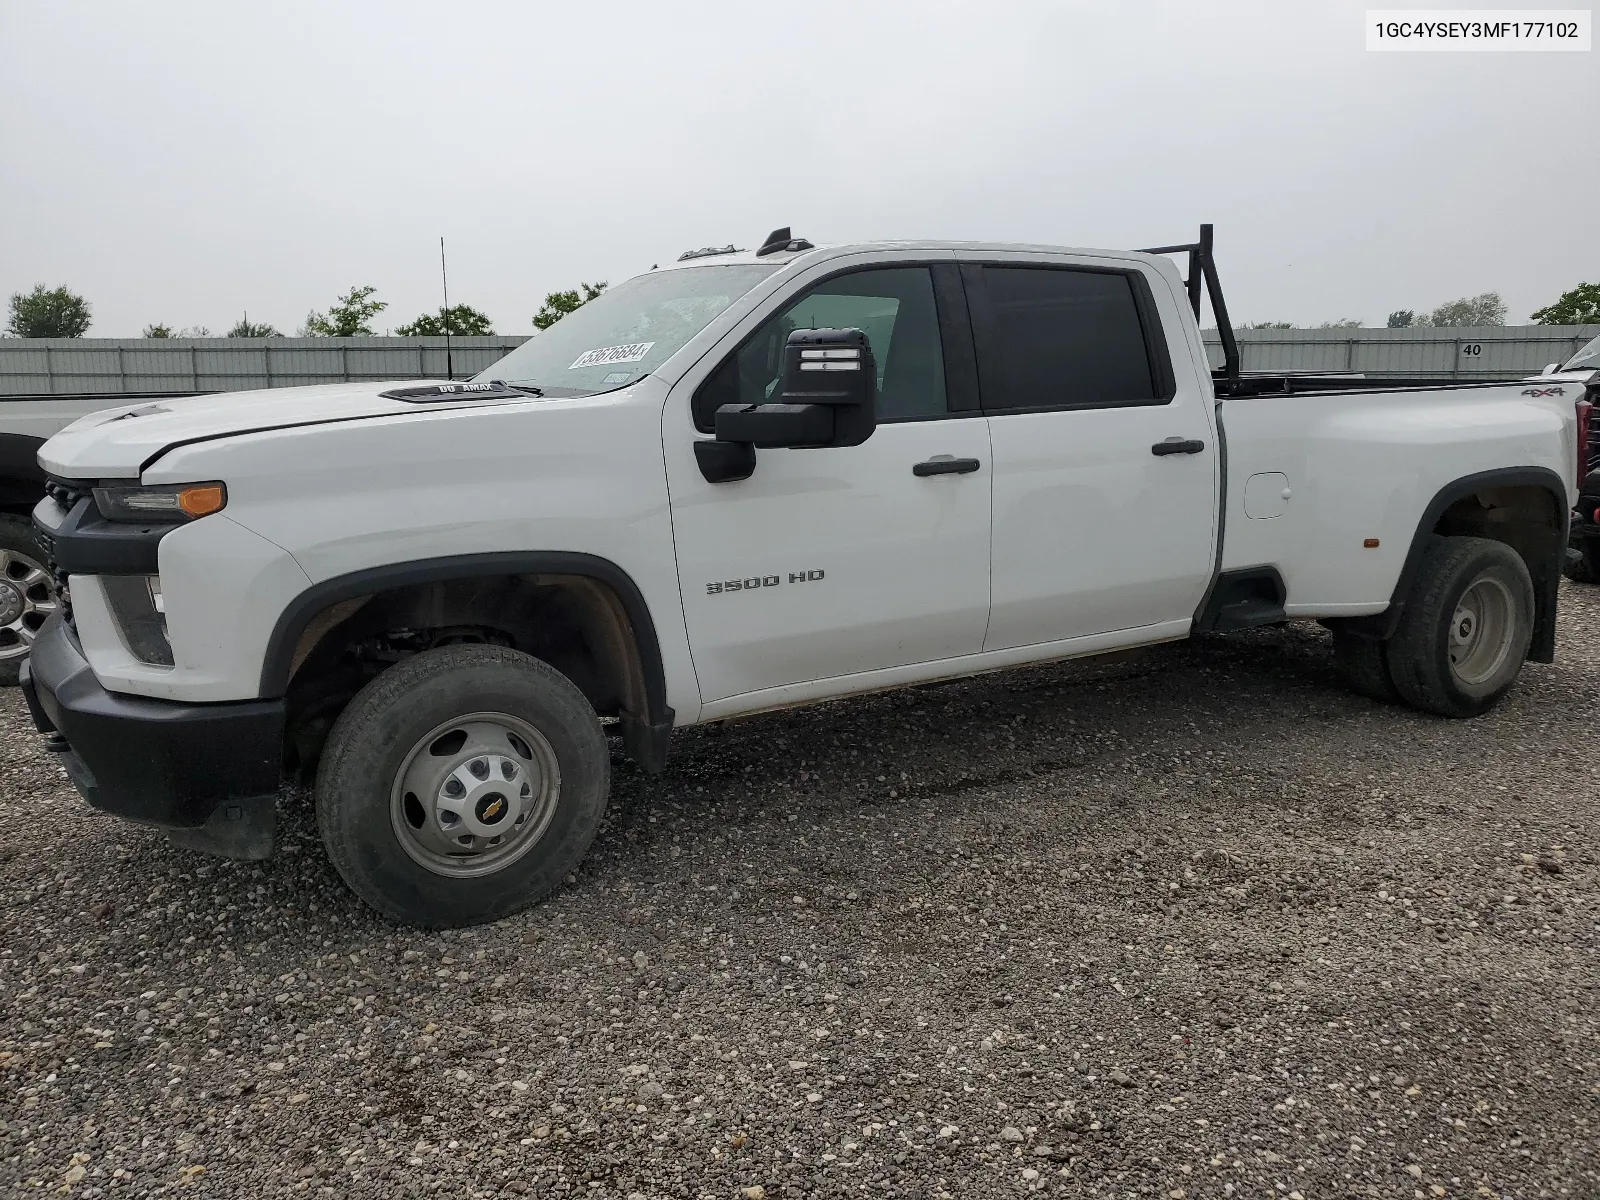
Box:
705, 569, 825, 595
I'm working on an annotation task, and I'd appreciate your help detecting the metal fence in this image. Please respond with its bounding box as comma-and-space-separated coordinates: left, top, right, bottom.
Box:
0, 336, 529, 395
0, 325, 1594, 396
1200, 324, 1599, 381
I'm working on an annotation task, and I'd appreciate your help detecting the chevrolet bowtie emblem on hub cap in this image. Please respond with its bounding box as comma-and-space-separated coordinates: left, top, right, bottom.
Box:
475, 794, 508, 824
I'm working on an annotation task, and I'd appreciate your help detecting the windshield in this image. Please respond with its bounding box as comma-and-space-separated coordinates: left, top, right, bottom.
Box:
475, 264, 780, 396
1564, 334, 1600, 373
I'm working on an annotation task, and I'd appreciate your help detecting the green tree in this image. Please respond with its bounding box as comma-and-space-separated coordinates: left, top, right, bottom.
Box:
1421, 292, 1506, 327
395, 304, 494, 336
1317, 318, 1364, 329
6, 284, 92, 337
1387, 310, 1415, 328
1242, 320, 1293, 329
142, 322, 174, 338
533, 281, 606, 331
302, 285, 386, 336
1530, 283, 1600, 326
227, 317, 281, 337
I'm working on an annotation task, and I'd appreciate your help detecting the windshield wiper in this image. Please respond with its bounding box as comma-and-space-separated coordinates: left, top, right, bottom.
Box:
489, 380, 544, 396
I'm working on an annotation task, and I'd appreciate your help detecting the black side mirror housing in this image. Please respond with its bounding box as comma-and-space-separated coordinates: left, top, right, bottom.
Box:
696, 328, 877, 482
714, 402, 835, 448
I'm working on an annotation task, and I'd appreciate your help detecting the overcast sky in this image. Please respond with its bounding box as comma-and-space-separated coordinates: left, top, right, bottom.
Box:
1, 0, 1594, 336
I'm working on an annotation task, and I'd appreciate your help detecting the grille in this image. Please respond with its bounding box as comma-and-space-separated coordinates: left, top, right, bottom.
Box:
39, 476, 92, 630
44, 476, 93, 510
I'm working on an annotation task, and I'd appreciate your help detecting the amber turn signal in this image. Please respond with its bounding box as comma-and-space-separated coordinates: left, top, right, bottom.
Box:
177, 485, 227, 517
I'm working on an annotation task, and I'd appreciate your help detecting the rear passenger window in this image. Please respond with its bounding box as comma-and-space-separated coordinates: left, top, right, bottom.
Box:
975, 267, 1163, 411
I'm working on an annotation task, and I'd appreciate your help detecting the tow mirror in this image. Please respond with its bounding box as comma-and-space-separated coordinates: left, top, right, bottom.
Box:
695, 327, 877, 483
714, 402, 834, 448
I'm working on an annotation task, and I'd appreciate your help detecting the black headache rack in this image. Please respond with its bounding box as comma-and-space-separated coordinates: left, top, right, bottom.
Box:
1141, 223, 1242, 390
1141, 225, 1512, 398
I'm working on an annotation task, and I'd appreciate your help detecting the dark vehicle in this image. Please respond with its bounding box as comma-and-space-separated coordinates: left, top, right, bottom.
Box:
1560, 335, 1600, 582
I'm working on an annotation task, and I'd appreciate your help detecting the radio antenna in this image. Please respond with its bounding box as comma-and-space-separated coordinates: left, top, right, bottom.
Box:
439, 236, 454, 381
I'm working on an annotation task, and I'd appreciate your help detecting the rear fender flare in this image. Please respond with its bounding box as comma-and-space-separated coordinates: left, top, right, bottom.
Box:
1342, 466, 1567, 661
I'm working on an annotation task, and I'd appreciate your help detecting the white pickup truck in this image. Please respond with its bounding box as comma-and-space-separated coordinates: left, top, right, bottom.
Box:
21, 225, 1591, 927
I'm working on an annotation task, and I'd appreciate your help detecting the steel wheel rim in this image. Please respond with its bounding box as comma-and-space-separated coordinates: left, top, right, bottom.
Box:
389, 711, 561, 879
0, 548, 57, 662
1448, 575, 1515, 687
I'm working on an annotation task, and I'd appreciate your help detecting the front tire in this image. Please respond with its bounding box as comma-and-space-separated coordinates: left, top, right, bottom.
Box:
1387, 536, 1533, 719
315, 644, 610, 927
0, 514, 56, 688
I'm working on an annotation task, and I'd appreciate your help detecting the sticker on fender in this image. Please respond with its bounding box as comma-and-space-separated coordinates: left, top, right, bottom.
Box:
570, 342, 655, 369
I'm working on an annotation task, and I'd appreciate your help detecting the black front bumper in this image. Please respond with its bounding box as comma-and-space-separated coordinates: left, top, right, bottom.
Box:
21, 613, 285, 847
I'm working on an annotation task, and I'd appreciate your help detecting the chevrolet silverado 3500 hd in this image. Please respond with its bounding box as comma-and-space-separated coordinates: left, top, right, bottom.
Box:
20, 225, 1590, 927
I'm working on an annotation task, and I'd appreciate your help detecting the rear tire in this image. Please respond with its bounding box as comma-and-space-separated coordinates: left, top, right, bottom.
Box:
1332, 630, 1400, 704
315, 644, 610, 928
1387, 536, 1533, 719
0, 514, 54, 688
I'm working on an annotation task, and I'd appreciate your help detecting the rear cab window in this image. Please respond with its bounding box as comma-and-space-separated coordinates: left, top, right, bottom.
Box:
962, 263, 1175, 413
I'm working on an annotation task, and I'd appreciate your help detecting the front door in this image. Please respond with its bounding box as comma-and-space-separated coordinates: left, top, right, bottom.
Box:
964, 259, 1218, 651
663, 264, 992, 709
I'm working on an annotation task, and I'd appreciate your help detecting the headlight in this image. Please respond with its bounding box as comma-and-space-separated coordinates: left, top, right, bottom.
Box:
92, 482, 226, 523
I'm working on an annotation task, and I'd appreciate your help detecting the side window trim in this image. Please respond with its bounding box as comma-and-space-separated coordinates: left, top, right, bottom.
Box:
960, 260, 1176, 415
1128, 269, 1177, 401
691, 261, 980, 432
930, 263, 981, 415
959, 262, 1007, 413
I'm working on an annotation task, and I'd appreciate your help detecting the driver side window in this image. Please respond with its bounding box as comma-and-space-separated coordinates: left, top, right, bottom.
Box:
692, 267, 949, 431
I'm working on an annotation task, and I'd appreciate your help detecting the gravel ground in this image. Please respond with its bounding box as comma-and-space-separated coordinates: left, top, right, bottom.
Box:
3, 589, 1598, 1200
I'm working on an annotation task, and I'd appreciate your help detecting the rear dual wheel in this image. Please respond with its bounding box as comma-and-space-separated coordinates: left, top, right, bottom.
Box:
316, 644, 610, 928
1564, 540, 1600, 584
1332, 630, 1399, 704
1336, 536, 1533, 718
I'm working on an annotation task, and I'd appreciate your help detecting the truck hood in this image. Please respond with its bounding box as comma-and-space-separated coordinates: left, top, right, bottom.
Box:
37, 380, 535, 479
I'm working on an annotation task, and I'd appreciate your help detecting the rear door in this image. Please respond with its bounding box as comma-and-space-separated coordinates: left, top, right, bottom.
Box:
964, 258, 1217, 651
663, 261, 993, 709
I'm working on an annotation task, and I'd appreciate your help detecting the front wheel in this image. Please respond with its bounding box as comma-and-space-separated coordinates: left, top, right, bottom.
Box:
1387, 536, 1533, 719
315, 644, 610, 927
0, 514, 57, 687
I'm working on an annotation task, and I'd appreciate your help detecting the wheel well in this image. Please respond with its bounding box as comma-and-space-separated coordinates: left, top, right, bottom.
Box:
1431, 483, 1559, 554
0, 433, 48, 517
1425, 480, 1565, 663
280, 571, 663, 778
1326, 470, 1566, 663
0, 477, 45, 518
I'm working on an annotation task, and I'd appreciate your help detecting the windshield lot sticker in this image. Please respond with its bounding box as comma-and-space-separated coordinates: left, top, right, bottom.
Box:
570, 342, 655, 369
601, 371, 633, 385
